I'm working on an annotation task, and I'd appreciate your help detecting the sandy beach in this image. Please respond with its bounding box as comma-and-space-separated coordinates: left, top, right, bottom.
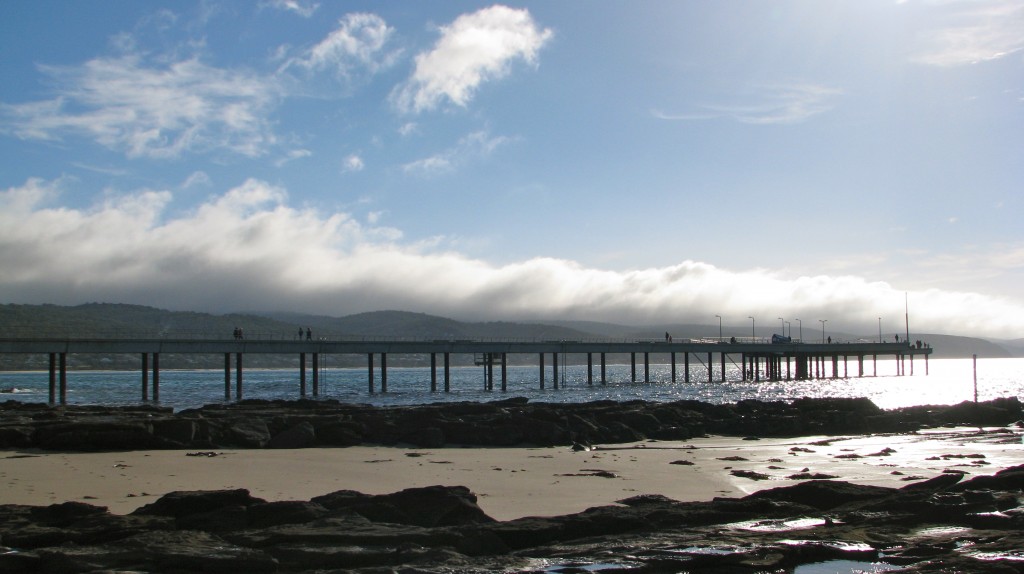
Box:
2, 425, 1020, 520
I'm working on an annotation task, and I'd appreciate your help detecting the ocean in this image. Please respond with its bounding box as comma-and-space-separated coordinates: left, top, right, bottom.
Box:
0, 357, 1020, 412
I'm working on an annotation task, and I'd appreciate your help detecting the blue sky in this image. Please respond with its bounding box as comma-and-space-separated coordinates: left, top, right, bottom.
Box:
1, 1, 1022, 338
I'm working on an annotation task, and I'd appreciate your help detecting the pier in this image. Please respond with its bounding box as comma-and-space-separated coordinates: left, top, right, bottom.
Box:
0, 337, 932, 405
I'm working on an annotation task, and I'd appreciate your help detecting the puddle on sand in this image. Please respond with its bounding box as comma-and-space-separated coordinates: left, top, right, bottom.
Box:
911, 525, 971, 538
726, 517, 827, 532
778, 540, 874, 554
793, 559, 899, 574
961, 550, 1024, 562
539, 560, 642, 572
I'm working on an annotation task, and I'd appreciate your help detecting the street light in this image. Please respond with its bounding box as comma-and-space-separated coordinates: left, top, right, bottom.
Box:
778, 317, 784, 337
795, 318, 802, 342
715, 314, 722, 342
748, 316, 755, 343
819, 319, 827, 343
878, 317, 882, 343
785, 321, 791, 338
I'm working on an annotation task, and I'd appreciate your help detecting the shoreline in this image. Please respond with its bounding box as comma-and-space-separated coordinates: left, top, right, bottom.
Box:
3, 425, 1020, 521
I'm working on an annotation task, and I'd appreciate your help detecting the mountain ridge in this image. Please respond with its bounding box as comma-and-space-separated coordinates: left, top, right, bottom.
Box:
0, 303, 1016, 361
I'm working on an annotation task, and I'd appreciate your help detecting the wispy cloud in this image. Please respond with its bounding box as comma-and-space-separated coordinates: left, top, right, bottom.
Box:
182, 171, 211, 189
402, 130, 511, 176
2, 177, 1023, 338
283, 12, 400, 79
392, 5, 553, 113
0, 54, 280, 159
274, 148, 312, 167
262, 0, 319, 18
912, 0, 1024, 66
655, 83, 843, 125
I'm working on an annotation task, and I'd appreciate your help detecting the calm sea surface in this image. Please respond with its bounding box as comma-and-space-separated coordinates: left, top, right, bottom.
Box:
1, 357, 1020, 412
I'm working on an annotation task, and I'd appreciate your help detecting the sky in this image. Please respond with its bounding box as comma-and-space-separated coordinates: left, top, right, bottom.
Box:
1, 1, 1022, 340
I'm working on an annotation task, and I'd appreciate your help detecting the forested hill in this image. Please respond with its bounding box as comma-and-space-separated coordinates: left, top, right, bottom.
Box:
0, 303, 1016, 360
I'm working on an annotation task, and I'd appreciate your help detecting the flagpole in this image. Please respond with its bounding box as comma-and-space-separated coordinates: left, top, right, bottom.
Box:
904, 292, 910, 345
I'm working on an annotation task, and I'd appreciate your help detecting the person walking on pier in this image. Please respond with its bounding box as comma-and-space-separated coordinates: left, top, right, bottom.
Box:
306, 327, 312, 341
298, 327, 303, 340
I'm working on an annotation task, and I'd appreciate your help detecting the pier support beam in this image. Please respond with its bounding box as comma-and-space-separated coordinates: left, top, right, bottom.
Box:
431, 353, 437, 392
553, 353, 559, 390
707, 352, 713, 382
684, 353, 690, 383
444, 352, 451, 392
671, 352, 676, 383
539, 353, 545, 390
631, 353, 637, 382
501, 353, 507, 392
141, 353, 149, 401
588, 353, 593, 385
152, 353, 160, 402
644, 352, 649, 383
381, 353, 387, 393
59, 353, 67, 405
600, 352, 606, 384
48, 353, 56, 404
312, 353, 319, 396
235, 353, 243, 400
368, 353, 374, 393
224, 353, 231, 400
720, 353, 726, 382
299, 353, 306, 397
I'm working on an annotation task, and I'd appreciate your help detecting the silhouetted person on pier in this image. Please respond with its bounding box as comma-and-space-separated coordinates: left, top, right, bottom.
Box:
895, 334, 899, 343
298, 328, 303, 340
306, 327, 312, 341
827, 336, 831, 344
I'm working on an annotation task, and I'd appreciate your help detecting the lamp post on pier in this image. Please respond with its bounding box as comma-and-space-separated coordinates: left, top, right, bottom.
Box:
878, 317, 882, 343
785, 321, 791, 339
748, 316, 755, 343
778, 317, 784, 338
715, 314, 722, 342
795, 318, 802, 342
819, 319, 827, 343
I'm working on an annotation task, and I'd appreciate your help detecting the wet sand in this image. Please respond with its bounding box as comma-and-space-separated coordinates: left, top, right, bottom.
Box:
1, 426, 1020, 520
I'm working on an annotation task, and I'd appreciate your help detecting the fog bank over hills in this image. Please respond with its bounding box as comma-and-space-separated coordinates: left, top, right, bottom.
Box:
1, 303, 1017, 360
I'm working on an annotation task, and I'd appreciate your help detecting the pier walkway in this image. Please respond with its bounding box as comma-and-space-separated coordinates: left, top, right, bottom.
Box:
0, 337, 932, 405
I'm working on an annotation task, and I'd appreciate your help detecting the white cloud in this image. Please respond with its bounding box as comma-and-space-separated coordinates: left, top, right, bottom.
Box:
402, 130, 510, 176
912, 0, 1024, 66
392, 5, 553, 113
342, 154, 365, 172
2, 178, 1023, 338
0, 54, 280, 159
657, 83, 843, 125
263, 0, 319, 18
274, 148, 313, 167
182, 171, 211, 188
286, 13, 399, 78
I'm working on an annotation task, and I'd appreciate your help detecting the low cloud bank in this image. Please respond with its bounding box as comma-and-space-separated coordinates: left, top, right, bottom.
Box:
2, 178, 1022, 339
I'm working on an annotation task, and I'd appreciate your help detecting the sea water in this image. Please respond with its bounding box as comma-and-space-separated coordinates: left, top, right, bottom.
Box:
0, 357, 1020, 412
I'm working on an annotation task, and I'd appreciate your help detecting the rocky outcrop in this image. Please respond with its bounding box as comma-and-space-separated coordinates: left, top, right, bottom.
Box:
0, 396, 1021, 451
2, 467, 1023, 573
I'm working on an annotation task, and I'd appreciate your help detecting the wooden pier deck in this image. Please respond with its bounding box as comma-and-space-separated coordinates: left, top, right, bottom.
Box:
0, 338, 932, 405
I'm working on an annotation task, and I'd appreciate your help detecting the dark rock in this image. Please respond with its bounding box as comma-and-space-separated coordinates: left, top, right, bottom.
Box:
4, 397, 1022, 450
744, 480, 896, 510
266, 421, 316, 448
245, 500, 329, 528
36, 529, 277, 573
151, 418, 197, 445
133, 488, 266, 518
313, 485, 495, 528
